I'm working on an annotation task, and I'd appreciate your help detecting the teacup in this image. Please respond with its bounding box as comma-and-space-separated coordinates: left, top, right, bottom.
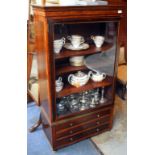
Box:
67, 35, 84, 48
54, 37, 65, 54
91, 35, 105, 48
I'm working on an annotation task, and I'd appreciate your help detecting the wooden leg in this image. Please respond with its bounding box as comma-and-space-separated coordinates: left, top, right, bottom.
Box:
122, 85, 127, 100
29, 114, 42, 132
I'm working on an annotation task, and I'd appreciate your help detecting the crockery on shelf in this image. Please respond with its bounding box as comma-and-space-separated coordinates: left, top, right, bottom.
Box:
56, 77, 62, 85
91, 35, 105, 48
67, 35, 85, 48
89, 71, 106, 82
64, 43, 89, 51
68, 71, 91, 87
54, 37, 65, 54
69, 56, 85, 66
56, 77, 64, 92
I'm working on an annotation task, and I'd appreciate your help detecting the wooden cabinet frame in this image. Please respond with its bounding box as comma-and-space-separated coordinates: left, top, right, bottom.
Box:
32, 2, 125, 150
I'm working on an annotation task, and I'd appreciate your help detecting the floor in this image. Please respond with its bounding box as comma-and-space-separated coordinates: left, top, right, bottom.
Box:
27, 95, 127, 155
27, 103, 101, 155
92, 95, 127, 155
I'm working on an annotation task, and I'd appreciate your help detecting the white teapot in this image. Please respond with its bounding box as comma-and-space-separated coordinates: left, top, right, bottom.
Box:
89, 71, 106, 82
68, 71, 91, 87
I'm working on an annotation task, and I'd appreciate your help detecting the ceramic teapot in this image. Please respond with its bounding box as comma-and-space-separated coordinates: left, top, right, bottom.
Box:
89, 71, 106, 82
68, 71, 91, 87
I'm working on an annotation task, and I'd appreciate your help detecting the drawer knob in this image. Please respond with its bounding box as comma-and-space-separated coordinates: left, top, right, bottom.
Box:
96, 121, 100, 125
70, 138, 73, 141
118, 10, 123, 14
69, 130, 73, 134
96, 128, 100, 132
69, 123, 73, 127
97, 114, 100, 118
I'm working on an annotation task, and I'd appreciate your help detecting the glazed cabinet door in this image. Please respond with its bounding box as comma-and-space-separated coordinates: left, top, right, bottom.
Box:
48, 20, 119, 121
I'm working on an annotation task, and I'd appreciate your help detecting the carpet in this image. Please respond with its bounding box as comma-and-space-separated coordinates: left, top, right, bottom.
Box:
27, 102, 102, 155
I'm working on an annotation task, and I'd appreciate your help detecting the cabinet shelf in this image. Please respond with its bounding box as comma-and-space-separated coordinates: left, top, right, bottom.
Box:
56, 64, 87, 76
55, 43, 113, 60
56, 76, 113, 98
56, 100, 112, 121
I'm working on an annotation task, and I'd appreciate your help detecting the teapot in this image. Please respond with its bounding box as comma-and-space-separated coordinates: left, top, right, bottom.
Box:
89, 71, 106, 82
68, 71, 91, 87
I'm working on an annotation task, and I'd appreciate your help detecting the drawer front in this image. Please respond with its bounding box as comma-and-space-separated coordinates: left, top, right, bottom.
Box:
55, 123, 110, 148
56, 115, 110, 139
55, 107, 112, 131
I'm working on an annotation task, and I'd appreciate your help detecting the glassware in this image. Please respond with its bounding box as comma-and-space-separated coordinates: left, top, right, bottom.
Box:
94, 88, 100, 104
57, 99, 68, 115
99, 87, 107, 104
79, 92, 89, 111
67, 94, 79, 112
90, 98, 96, 108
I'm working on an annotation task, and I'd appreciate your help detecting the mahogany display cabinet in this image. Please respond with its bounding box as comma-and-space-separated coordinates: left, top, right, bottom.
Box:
32, 2, 125, 150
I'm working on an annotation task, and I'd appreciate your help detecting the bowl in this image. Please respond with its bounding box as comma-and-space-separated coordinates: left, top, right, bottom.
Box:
69, 56, 84, 66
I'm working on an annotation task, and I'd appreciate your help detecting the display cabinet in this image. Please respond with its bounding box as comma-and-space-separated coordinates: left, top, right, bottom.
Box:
32, 2, 124, 150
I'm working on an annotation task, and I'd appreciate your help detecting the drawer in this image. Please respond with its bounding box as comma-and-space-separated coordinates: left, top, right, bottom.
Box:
55, 107, 112, 131
56, 115, 110, 139
55, 123, 110, 148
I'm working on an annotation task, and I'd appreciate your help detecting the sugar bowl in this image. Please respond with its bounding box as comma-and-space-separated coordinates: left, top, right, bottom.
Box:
89, 71, 106, 82
56, 77, 64, 92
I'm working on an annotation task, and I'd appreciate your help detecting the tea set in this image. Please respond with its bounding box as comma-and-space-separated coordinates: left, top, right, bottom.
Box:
89, 71, 106, 82
68, 71, 107, 88
57, 87, 107, 115
68, 71, 91, 88
56, 70, 107, 93
53, 34, 105, 54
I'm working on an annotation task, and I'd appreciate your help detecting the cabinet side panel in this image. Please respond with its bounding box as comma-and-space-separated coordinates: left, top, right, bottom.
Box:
34, 20, 52, 121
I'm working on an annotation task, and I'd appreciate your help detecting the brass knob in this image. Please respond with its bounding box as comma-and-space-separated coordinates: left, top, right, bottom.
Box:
70, 123, 73, 127
118, 10, 123, 14
96, 128, 99, 132
96, 121, 100, 125
70, 138, 73, 141
97, 114, 100, 118
70, 130, 73, 134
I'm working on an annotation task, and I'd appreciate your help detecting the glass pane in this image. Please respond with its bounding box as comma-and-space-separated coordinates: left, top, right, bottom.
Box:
53, 21, 118, 118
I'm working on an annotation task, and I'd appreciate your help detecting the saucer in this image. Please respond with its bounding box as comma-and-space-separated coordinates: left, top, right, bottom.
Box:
64, 43, 89, 51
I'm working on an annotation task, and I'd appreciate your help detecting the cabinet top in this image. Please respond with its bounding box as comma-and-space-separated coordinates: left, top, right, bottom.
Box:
32, 1, 125, 9
32, 2, 126, 19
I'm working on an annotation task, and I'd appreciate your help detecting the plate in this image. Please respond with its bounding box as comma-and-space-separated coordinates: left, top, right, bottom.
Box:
64, 43, 89, 51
